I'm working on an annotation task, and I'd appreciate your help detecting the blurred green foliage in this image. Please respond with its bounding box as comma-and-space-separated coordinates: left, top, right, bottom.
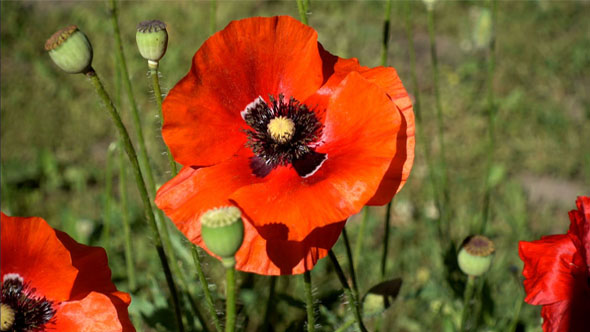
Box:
1, 0, 589, 331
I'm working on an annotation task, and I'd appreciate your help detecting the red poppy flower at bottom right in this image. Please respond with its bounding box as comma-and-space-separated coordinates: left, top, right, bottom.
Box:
518, 196, 590, 332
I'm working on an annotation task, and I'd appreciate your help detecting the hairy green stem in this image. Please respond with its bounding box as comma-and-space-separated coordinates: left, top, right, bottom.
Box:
380, 0, 393, 66
480, 0, 498, 235
108, 0, 180, 272
296, 0, 308, 25
149, 62, 177, 175
225, 266, 237, 332
86, 69, 184, 332
303, 270, 315, 332
353, 208, 369, 270
460, 275, 476, 332
328, 250, 367, 332
192, 245, 222, 332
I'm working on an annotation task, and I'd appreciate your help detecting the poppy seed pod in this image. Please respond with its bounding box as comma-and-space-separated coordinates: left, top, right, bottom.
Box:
136, 20, 168, 63
457, 235, 495, 277
200, 206, 244, 267
45, 25, 93, 74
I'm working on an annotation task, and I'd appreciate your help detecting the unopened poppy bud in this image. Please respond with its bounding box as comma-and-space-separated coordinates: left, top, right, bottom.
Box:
45, 25, 93, 74
136, 20, 168, 64
200, 206, 244, 267
457, 235, 495, 277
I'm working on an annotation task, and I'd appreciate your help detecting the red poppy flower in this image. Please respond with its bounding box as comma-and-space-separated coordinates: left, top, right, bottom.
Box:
0, 212, 135, 332
155, 16, 414, 275
518, 196, 590, 332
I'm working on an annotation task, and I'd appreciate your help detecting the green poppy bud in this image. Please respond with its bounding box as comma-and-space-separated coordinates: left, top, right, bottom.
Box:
45, 25, 93, 74
136, 20, 168, 64
457, 235, 495, 277
200, 206, 244, 267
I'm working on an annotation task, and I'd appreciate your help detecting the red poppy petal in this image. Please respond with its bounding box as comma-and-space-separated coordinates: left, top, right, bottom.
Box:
234, 218, 346, 275
54, 230, 119, 300
156, 165, 343, 275
568, 196, 590, 272
0, 213, 77, 302
54, 291, 135, 332
155, 151, 262, 242
232, 72, 400, 241
518, 235, 578, 305
313, 52, 415, 204
163, 16, 324, 167
541, 292, 590, 332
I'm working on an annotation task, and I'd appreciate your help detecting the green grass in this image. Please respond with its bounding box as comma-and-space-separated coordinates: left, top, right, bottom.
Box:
2, 1, 589, 331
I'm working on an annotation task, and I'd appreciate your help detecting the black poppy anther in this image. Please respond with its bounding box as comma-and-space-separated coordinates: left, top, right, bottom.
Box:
1, 274, 56, 332
243, 95, 326, 178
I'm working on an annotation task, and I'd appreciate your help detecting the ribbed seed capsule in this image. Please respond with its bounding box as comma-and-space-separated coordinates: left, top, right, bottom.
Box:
45, 25, 93, 74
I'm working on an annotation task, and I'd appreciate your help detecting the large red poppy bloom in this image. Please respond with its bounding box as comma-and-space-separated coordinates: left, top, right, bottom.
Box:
155, 16, 415, 275
0, 212, 135, 332
518, 196, 590, 332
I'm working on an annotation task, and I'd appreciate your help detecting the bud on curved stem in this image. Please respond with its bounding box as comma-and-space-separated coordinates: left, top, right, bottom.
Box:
45, 25, 93, 74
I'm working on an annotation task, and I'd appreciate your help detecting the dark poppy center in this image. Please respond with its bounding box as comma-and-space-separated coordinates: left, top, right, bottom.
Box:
1, 275, 56, 332
243, 95, 327, 178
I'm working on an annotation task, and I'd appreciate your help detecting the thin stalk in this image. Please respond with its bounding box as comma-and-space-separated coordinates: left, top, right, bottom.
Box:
191, 245, 222, 332
480, 0, 498, 235
102, 142, 115, 249
459, 275, 476, 332
341, 228, 360, 300
427, 5, 450, 237
328, 250, 367, 332
119, 143, 136, 290
225, 266, 237, 332
353, 208, 369, 269
380, 202, 392, 279
296, 0, 308, 25
149, 62, 177, 175
262, 276, 277, 332
380, 0, 393, 66
405, 1, 443, 241
86, 69, 184, 332
108, 0, 180, 271
209, 0, 217, 35
303, 271, 315, 332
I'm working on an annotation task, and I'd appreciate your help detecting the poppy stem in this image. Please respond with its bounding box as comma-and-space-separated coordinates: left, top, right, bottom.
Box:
85, 68, 185, 332
209, 0, 217, 35
380, 0, 393, 66
328, 250, 368, 332
192, 244, 223, 332
459, 275, 476, 331
225, 265, 237, 332
102, 142, 116, 250
404, 1, 443, 242
427, 3, 451, 240
118, 141, 136, 291
303, 270, 315, 332
380, 202, 392, 279
261, 276, 277, 332
296, 0, 309, 25
480, 0, 498, 235
341, 227, 360, 299
148, 62, 178, 175
353, 207, 369, 270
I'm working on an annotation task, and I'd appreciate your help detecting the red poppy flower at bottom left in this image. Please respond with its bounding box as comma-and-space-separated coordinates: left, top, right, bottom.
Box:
0, 212, 135, 332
